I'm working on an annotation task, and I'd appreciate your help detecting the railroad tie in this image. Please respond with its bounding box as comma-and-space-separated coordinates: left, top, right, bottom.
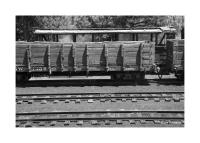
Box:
17, 100, 22, 104
173, 97, 181, 102
105, 120, 110, 125
64, 120, 70, 126
24, 122, 32, 127
87, 99, 94, 103
165, 98, 171, 102
111, 98, 116, 102
121, 98, 127, 102
91, 120, 98, 125
50, 121, 57, 126
129, 120, 136, 124
38, 122, 45, 127
154, 98, 160, 102
53, 100, 59, 104
77, 120, 84, 126
41, 100, 47, 104
131, 98, 137, 102
75, 99, 81, 104
100, 99, 106, 102
154, 120, 161, 124
172, 94, 181, 102
116, 120, 123, 125
140, 120, 146, 124
27, 100, 33, 104
65, 99, 70, 103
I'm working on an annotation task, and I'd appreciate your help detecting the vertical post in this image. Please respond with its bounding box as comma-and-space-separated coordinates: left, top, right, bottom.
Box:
150, 33, 153, 42
27, 45, 31, 72
132, 34, 135, 41
136, 34, 138, 41
85, 44, 89, 74
104, 44, 109, 71
73, 34, 76, 42
121, 44, 125, 71
47, 45, 51, 74
92, 34, 94, 42
72, 44, 76, 71
155, 33, 158, 45
164, 33, 167, 45
139, 43, 143, 71
114, 34, 118, 41
56, 35, 58, 42
60, 44, 64, 71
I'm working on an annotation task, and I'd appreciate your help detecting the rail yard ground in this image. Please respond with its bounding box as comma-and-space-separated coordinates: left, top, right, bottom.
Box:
16, 74, 184, 127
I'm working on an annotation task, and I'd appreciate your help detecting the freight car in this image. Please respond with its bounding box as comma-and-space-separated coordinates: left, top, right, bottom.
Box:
32, 27, 177, 77
16, 41, 155, 82
166, 39, 184, 80
16, 27, 182, 82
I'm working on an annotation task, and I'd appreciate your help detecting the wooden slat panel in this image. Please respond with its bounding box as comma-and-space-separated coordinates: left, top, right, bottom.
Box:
123, 43, 140, 70
31, 45, 47, 67
60, 44, 64, 71
86, 44, 89, 72
166, 39, 184, 70
62, 44, 73, 71
16, 41, 156, 72
74, 43, 86, 71
16, 45, 28, 65
47, 45, 51, 74
106, 43, 121, 69
120, 44, 124, 70
87, 43, 105, 71
27, 45, 31, 72
104, 44, 109, 71
50, 44, 61, 71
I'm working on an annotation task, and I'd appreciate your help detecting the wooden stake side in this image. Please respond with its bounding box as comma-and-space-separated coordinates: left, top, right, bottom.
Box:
139, 43, 144, 71
72, 44, 76, 72
47, 45, 51, 74
104, 44, 109, 71
120, 44, 125, 71
85, 44, 89, 73
27, 45, 31, 72
60, 44, 64, 72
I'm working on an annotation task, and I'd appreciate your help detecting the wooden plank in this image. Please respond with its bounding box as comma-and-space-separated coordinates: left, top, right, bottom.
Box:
73, 34, 76, 42
136, 34, 138, 41
47, 45, 51, 74
72, 44, 76, 71
120, 44, 125, 70
86, 44, 89, 72
104, 44, 109, 71
139, 43, 143, 70
27, 45, 31, 72
62, 44, 73, 71
34, 29, 162, 34
60, 44, 64, 71
150, 33, 153, 41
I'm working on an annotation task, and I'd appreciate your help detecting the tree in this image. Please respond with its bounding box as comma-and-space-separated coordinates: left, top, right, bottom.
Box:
16, 16, 184, 41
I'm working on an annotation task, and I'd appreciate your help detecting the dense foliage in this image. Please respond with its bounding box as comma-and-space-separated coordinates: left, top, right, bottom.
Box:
16, 16, 184, 41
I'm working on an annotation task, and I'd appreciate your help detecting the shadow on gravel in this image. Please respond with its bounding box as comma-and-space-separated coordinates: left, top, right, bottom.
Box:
16, 79, 150, 87
16, 78, 184, 88
150, 78, 184, 86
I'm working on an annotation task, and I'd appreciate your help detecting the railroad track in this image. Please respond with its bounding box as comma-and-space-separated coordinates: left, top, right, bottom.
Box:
16, 92, 184, 127
16, 92, 184, 103
16, 110, 184, 127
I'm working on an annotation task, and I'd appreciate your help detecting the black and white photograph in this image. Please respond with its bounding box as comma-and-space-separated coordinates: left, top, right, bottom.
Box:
15, 15, 184, 127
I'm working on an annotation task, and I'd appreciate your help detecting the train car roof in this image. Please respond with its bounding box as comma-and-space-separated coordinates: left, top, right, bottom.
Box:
34, 28, 163, 34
